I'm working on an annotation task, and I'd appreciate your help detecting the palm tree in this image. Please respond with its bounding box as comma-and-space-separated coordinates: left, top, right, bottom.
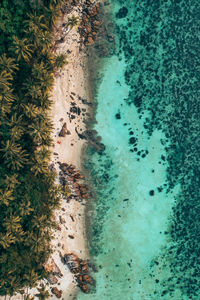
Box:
0, 87, 16, 115
40, 51, 54, 72
54, 54, 67, 69
24, 14, 48, 33
37, 95, 53, 110
19, 200, 34, 217
22, 103, 39, 119
0, 70, 12, 89
0, 140, 28, 170
26, 84, 42, 99
10, 36, 33, 63
4, 215, 21, 233
38, 71, 54, 92
67, 15, 79, 29
35, 146, 51, 163
32, 62, 46, 80
44, 4, 61, 28
0, 88, 15, 104
0, 232, 16, 249
4, 174, 19, 190
0, 54, 18, 75
28, 119, 53, 146
7, 113, 25, 141
0, 189, 14, 206
36, 30, 53, 54
35, 284, 50, 300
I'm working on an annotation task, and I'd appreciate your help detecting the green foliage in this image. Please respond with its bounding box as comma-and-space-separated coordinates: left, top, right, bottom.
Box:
0, 0, 69, 297
67, 14, 79, 29
54, 53, 68, 69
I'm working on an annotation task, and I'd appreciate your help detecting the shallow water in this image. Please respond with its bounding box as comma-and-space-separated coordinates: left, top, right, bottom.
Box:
77, 1, 200, 299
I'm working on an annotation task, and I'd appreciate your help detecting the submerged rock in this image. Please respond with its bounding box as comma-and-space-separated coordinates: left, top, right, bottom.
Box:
116, 6, 128, 19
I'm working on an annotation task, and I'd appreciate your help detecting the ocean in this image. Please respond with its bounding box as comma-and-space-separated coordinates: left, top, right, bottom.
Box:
77, 0, 200, 299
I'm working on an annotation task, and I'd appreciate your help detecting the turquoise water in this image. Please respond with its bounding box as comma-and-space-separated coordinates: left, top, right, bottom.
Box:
77, 1, 200, 299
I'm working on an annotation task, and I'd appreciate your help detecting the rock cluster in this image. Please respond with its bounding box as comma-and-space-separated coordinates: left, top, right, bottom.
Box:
61, 253, 94, 293
79, 1, 102, 46
51, 287, 62, 298
58, 162, 89, 202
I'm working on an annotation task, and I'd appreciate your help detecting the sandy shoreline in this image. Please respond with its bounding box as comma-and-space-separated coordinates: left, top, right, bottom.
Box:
48, 7, 93, 300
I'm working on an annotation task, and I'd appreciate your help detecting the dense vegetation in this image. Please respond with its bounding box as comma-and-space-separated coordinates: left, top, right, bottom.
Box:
0, 0, 69, 297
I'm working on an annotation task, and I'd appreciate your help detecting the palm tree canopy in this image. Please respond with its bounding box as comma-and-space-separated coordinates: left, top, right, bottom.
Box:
0, 54, 18, 74
67, 15, 79, 29
54, 54, 67, 69
10, 36, 33, 63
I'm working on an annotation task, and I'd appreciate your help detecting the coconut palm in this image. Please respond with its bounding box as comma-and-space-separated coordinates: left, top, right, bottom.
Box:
38, 71, 54, 92
22, 104, 39, 119
32, 62, 46, 80
54, 54, 67, 69
0, 54, 18, 75
35, 284, 50, 300
36, 30, 53, 53
0, 70, 12, 89
37, 95, 53, 110
40, 51, 54, 72
28, 118, 53, 145
19, 200, 34, 217
0, 232, 16, 249
10, 36, 33, 63
26, 85, 42, 99
4, 215, 21, 233
24, 14, 48, 33
0, 88, 16, 115
4, 174, 19, 190
0, 189, 14, 206
44, 4, 61, 28
0, 140, 28, 170
67, 15, 79, 29
0, 88, 15, 104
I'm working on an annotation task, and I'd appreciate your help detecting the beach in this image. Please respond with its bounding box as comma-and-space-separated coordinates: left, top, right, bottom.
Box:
46, 1, 100, 297
48, 8, 91, 299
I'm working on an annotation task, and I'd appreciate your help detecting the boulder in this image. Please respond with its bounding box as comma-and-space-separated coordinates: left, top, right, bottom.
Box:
59, 122, 67, 137
51, 287, 62, 298
48, 274, 58, 285
85, 36, 95, 45
63, 253, 81, 274
59, 216, 66, 224
83, 274, 93, 284
80, 283, 89, 293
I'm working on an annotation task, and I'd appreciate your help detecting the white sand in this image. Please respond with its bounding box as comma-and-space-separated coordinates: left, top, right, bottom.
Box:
47, 9, 91, 300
